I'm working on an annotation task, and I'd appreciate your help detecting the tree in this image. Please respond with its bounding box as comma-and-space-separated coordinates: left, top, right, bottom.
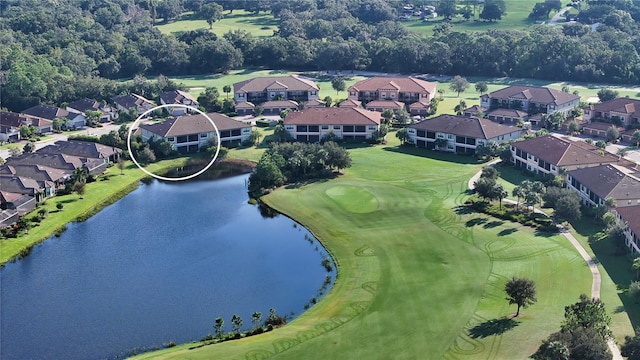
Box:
634, 257, 640, 280
490, 183, 508, 209
8, 147, 22, 157
480, 0, 506, 22
117, 158, 126, 175
554, 192, 582, 221
323, 96, 332, 107
632, 130, 640, 147
331, 77, 346, 95
381, 109, 394, 124
230, 314, 243, 335
23, 141, 36, 153
606, 126, 620, 142
561, 294, 612, 339
475, 81, 488, 94
449, 75, 470, 97
474, 177, 497, 201
156, 0, 183, 22
394, 108, 410, 124
454, 99, 467, 115
597, 88, 618, 102
251, 312, 263, 331
544, 112, 566, 130
481, 166, 499, 180
222, 84, 232, 99
396, 128, 409, 145
567, 121, 580, 135
505, 277, 537, 316
73, 180, 86, 195
199, 3, 223, 29
436, 0, 458, 20
253, 105, 264, 117
214, 317, 225, 338
197, 86, 222, 112
629, 281, 640, 304
621, 329, 640, 360
137, 146, 156, 164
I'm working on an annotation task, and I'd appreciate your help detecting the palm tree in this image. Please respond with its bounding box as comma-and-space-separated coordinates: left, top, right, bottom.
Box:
454, 99, 467, 115
223, 85, 231, 99
633, 257, 640, 280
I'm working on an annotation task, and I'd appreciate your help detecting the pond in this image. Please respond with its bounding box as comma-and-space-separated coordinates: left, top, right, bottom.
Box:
0, 174, 333, 360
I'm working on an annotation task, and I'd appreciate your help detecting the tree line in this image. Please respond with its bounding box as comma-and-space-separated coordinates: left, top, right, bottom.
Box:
248, 141, 351, 197
3, 0, 640, 112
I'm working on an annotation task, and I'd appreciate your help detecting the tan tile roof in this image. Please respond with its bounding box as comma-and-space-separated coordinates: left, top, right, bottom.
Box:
616, 205, 640, 237
235, 101, 255, 109
349, 77, 437, 96
339, 99, 361, 108
261, 100, 298, 108
409, 115, 521, 139
234, 76, 319, 93
304, 99, 326, 108
487, 108, 528, 118
512, 135, 620, 167
588, 97, 640, 116
409, 101, 430, 109
484, 85, 579, 106
568, 164, 640, 204
582, 122, 623, 132
140, 113, 250, 137
284, 108, 381, 126
365, 100, 404, 109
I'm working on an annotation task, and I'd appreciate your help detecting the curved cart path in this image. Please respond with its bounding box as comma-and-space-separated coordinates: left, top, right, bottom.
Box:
469, 165, 623, 360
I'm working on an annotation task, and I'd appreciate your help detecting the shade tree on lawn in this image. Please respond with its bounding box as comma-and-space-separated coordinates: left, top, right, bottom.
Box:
504, 277, 537, 317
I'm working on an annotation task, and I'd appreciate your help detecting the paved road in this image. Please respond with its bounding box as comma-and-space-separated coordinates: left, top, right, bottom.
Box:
469, 165, 624, 360
548, 7, 571, 25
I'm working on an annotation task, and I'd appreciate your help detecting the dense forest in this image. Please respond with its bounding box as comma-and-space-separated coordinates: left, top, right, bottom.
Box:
2, 0, 640, 112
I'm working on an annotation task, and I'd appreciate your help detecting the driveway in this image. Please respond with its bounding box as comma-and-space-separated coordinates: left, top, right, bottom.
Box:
548, 7, 571, 25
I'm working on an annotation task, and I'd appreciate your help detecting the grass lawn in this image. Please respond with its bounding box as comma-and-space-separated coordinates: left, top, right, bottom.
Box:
0, 158, 192, 265
156, 10, 278, 38
403, 0, 544, 35
132, 140, 622, 360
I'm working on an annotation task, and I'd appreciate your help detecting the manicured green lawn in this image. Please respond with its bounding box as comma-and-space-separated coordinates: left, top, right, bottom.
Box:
156, 10, 278, 37
132, 142, 613, 360
0, 158, 192, 264
404, 0, 554, 35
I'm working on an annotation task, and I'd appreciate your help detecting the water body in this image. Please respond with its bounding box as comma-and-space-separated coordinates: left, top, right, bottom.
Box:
1, 174, 333, 360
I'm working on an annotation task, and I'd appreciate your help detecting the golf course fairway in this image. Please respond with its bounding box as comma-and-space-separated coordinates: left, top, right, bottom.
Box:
132, 144, 606, 359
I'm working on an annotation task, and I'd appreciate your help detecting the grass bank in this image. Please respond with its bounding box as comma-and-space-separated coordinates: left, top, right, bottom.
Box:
132, 139, 617, 359
156, 10, 278, 38
0, 158, 194, 265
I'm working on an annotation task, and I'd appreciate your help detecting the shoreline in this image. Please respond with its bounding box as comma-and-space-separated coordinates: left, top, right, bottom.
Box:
0, 157, 256, 267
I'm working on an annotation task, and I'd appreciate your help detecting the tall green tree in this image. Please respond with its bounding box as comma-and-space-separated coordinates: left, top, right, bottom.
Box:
331, 77, 346, 95
475, 81, 488, 94
505, 277, 537, 317
561, 294, 612, 339
449, 75, 470, 97
597, 88, 618, 102
199, 2, 223, 29
480, 0, 506, 21
621, 330, 640, 360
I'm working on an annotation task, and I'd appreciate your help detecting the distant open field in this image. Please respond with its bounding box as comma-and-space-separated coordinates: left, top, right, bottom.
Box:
156, 10, 278, 37
403, 0, 557, 35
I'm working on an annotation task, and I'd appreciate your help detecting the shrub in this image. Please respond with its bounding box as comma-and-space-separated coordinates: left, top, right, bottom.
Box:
255, 119, 271, 127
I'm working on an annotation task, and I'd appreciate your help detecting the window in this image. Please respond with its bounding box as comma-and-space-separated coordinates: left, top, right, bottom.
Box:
437, 133, 444, 138
390, 93, 395, 98
350, 91, 356, 96
381, 92, 387, 98
368, 126, 377, 130
355, 126, 366, 132
231, 129, 241, 136
321, 125, 329, 130
177, 136, 188, 143
167, 137, 175, 142
285, 125, 294, 130
200, 133, 207, 138
238, 93, 245, 98
221, 130, 231, 138
310, 91, 317, 95
188, 134, 198, 142
333, 125, 341, 130
416, 130, 425, 138
308, 125, 319, 132
447, 134, 453, 139
343, 125, 354, 132
297, 125, 308, 132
